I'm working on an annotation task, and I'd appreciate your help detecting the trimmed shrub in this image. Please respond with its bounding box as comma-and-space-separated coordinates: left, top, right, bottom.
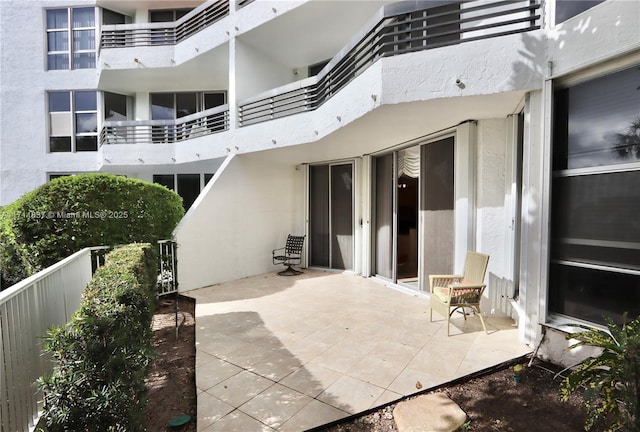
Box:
0, 174, 183, 289
38, 243, 157, 432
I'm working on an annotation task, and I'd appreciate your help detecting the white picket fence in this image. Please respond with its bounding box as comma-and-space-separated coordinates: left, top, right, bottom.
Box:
0, 248, 94, 432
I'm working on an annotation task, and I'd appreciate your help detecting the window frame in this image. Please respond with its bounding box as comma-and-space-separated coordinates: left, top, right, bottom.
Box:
45, 7, 97, 70
47, 90, 99, 153
548, 64, 640, 326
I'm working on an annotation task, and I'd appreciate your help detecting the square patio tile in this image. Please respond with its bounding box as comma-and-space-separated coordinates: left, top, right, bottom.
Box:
347, 355, 408, 389
196, 357, 243, 392
279, 363, 342, 398
317, 375, 386, 414
206, 370, 275, 408
202, 410, 275, 432
279, 399, 350, 431
197, 392, 234, 432
238, 383, 314, 429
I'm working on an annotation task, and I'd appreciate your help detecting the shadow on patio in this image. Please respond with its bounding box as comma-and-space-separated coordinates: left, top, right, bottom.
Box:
186, 270, 531, 431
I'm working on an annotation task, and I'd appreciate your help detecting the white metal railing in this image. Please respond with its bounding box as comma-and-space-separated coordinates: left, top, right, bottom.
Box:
101, 0, 229, 48
0, 248, 94, 432
238, 0, 542, 126
99, 105, 229, 146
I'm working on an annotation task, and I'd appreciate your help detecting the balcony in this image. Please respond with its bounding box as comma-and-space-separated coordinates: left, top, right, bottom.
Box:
238, 0, 541, 126
99, 105, 229, 146
100, 0, 229, 48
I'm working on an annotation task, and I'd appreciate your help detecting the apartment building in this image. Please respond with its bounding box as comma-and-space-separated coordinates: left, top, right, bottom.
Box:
0, 0, 638, 363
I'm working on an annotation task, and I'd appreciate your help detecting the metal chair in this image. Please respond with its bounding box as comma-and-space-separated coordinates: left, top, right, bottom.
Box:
272, 235, 305, 276
429, 251, 490, 336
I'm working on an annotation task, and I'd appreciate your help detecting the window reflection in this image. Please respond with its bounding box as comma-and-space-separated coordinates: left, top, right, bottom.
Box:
554, 66, 640, 170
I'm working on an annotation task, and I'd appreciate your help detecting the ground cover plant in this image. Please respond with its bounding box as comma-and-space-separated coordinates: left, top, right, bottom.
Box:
561, 314, 640, 431
38, 243, 157, 432
0, 173, 183, 289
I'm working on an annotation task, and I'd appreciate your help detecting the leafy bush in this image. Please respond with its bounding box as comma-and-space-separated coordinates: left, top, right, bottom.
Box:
560, 315, 640, 431
38, 243, 157, 432
0, 174, 183, 289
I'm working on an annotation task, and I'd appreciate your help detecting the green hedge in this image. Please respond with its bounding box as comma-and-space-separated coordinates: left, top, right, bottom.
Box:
0, 174, 183, 289
38, 243, 157, 432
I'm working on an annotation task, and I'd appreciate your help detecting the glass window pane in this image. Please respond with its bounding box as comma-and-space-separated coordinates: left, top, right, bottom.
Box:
49, 92, 71, 112
549, 263, 640, 326
204, 173, 214, 183
74, 91, 96, 111
50, 136, 71, 152
72, 7, 95, 28
309, 165, 330, 267
556, 0, 604, 24
554, 66, 640, 169
73, 52, 95, 69
73, 29, 95, 51
47, 54, 69, 70
150, 10, 174, 22
76, 136, 97, 151
76, 113, 97, 133
331, 164, 353, 270
48, 31, 68, 52
176, 93, 197, 118
153, 174, 175, 190
177, 174, 201, 210
204, 93, 225, 109
47, 9, 68, 29
151, 94, 174, 120
104, 92, 128, 121
102, 9, 127, 25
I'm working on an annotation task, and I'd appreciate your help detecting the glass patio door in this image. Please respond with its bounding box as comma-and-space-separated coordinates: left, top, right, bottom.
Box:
373, 136, 455, 289
309, 163, 354, 270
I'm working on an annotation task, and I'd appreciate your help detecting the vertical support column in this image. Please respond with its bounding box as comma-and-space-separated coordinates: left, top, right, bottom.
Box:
454, 121, 477, 273
360, 155, 372, 277
518, 88, 547, 346
228, 35, 237, 131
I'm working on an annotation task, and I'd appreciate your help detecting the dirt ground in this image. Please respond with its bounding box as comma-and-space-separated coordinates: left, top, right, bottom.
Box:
320, 359, 590, 432
144, 296, 197, 432
144, 297, 590, 432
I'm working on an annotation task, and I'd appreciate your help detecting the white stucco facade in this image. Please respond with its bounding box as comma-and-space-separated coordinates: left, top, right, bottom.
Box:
1, 0, 638, 364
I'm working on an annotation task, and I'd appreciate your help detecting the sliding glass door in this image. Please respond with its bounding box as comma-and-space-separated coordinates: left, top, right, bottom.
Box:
373, 136, 455, 290
309, 163, 354, 270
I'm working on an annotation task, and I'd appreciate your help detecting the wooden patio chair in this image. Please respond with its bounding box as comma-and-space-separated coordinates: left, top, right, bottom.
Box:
429, 251, 490, 336
272, 234, 305, 276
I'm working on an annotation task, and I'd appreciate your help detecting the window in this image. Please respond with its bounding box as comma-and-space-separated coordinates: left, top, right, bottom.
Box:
555, 0, 604, 24
153, 173, 214, 210
48, 91, 97, 152
308, 59, 330, 77
102, 8, 128, 25
549, 65, 640, 325
150, 92, 226, 142
149, 9, 192, 22
46, 7, 96, 70
104, 92, 128, 122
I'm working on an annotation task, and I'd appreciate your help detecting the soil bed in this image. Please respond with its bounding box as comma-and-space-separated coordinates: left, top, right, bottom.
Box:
144, 295, 197, 432
320, 359, 590, 432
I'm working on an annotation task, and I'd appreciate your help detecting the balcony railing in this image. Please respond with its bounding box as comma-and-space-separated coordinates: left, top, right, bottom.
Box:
99, 105, 229, 146
0, 248, 97, 432
101, 0, 229, 48
238, 0, 541, 126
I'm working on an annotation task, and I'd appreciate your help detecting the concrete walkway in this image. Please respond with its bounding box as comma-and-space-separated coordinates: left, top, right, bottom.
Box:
186, 270, 531, 431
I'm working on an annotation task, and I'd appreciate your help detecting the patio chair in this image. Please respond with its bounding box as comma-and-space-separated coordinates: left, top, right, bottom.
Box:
272, 234, 305, 276
429, 251, 490, 336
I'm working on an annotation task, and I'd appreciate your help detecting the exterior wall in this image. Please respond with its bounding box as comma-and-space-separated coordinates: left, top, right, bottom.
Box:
175, 153, 304, 291
235, 39, 296, 101
547, 0, 639, 78
0, 0, 99, 204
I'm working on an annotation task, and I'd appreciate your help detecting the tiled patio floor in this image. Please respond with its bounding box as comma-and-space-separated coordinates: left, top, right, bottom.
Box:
186, 270, 531, 432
